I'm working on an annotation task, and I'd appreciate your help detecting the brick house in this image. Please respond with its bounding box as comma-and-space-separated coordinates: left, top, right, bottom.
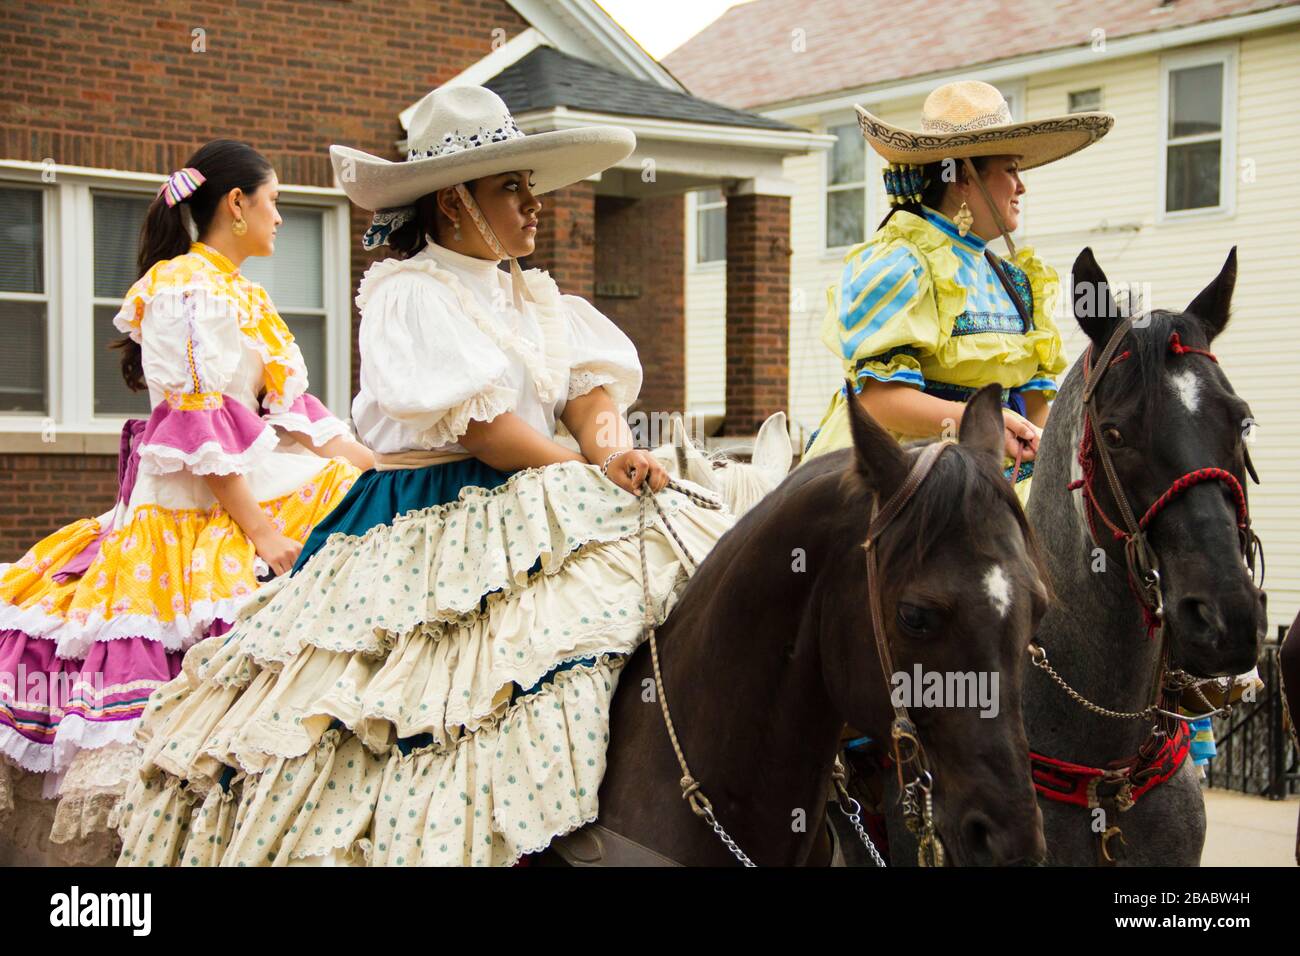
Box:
0, 0, 827, 559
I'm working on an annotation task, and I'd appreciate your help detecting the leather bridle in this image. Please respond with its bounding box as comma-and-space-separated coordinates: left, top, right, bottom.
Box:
1030, 313, 1265, 863
861, 438, 957, 867
1067, 314, 1261, 642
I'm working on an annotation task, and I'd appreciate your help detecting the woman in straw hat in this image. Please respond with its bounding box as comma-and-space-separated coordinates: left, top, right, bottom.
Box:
802, 80, 1112, 504
114, 86, 734, 866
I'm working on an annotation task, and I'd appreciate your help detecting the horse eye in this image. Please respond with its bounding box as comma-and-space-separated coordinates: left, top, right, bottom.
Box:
1102, 426, 1124, 447
896, 602, 933, 635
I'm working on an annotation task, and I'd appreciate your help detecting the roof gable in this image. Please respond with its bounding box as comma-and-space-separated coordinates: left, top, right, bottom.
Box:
486, 46, 801, 130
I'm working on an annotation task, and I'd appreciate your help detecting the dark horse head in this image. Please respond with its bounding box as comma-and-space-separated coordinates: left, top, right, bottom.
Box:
824, 385, 1050, 865
598, 384, 1048, 866
1068, 247, 1267, 677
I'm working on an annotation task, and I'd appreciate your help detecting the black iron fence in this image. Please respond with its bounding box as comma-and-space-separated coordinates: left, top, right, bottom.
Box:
1206, 631, 1298, 798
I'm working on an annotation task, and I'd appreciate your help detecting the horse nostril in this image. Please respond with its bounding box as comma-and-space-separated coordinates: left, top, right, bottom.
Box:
1179, 596, 1224, 639
961, 811, 995, 864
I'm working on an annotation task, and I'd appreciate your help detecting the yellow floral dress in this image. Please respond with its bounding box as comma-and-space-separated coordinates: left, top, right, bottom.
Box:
802, 207, 1065, 505
0, 242, 359, 858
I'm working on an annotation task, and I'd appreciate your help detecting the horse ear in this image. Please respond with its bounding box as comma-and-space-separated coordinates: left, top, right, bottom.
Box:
1070, 247, 1122, 349
958, 384, 1005, 464
671, 414, 688, 450
1185, 247, 1237, 342
751, 412, 793, 488
846, 382, 908, 497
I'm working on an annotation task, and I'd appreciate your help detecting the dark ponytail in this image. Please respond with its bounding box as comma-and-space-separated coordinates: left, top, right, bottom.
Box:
387, 193, 441, 260
386, 180, 483, 259
113, 140, 274, 391
876, 155, 989, 231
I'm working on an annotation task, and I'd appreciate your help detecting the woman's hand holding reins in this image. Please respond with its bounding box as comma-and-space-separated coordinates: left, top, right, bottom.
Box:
1000, 408, 1041, 462
602, 449, 668, 495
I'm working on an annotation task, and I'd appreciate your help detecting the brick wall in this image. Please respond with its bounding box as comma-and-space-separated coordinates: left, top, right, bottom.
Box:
525, 181, 596, 300
0, 0, 530, 558
0, 455, 118, 560
593, 193, 685, 417
724, 191, 790, 435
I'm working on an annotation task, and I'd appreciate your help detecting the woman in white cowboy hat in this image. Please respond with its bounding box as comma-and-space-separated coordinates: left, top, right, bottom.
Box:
115, 85, 735, 866
802, 80, 1112, 504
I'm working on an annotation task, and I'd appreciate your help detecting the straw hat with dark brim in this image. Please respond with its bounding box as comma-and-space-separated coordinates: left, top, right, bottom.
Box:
856, 80, 1113, 170
330, 85, 636, 212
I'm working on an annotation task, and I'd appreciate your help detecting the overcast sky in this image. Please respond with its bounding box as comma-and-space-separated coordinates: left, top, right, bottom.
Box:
596, 0, 755, 59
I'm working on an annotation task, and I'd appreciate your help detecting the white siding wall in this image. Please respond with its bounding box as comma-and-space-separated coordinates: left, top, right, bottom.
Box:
682, 24, 1300, 632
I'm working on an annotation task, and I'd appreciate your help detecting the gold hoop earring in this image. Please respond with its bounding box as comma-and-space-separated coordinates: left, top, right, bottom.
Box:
953, 201, 973, 237
231, 217, 248, 237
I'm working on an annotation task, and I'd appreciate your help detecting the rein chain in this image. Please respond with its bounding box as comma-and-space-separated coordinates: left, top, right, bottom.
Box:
1030, 316, 1263, 863
637, 450, 955, 867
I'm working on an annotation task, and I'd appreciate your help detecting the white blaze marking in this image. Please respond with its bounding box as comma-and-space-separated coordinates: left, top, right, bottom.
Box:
985, 565, 1012, 618
1169, 370, 1200, 413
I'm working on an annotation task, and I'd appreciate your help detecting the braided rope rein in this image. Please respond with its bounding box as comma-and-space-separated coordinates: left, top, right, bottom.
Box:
634, 476, 888, 867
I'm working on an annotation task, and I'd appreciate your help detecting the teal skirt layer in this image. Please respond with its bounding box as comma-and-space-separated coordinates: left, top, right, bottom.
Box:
292, 458, 514, 575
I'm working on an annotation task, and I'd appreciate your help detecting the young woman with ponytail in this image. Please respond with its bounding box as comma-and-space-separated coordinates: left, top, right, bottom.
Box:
0, 140, 373, 864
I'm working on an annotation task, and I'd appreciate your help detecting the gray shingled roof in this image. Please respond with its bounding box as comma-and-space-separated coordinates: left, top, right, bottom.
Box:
485, 46, 801, 132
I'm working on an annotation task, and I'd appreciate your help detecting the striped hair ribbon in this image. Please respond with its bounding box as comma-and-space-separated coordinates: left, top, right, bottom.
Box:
158, 167, 206, 207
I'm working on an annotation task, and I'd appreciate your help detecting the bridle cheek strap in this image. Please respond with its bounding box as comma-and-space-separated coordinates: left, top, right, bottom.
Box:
862, 441, 953, 774
1068, 326, 1252, 562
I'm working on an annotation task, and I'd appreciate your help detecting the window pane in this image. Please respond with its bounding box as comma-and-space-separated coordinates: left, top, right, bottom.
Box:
828, 124, 864, 186
0, 300, 47, 414
242, 207, 323, 309
697, 204, 726, 263
1170, 64, 1223, 138
283, 313, 326, 392
93, 304, 151, 416
93, 193, 150, 298
1167, 140, 1222, 211
0, 187, 44, 294
826, 187, 864, 248
698, 187, 723, 207
1069, 88, 1102, 113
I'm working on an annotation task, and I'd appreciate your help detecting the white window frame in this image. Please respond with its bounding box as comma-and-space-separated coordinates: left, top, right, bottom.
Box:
1158, 44, 1237, 223
686, 187, 727, 272
0, 182, 56, 420
996, 79, 1026, 125
1067, 87, 1104, 114
0, 160, 352, 444
821, 115, 874, 257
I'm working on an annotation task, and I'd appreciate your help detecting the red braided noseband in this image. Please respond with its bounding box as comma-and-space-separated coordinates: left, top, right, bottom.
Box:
1066, 331, 1248, 635
1138, 467, 1248, 532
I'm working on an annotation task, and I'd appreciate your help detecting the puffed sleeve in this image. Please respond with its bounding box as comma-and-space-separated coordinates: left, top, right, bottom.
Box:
1008, 249, 1067, 401
261, 392, 351, 449
821, 238, 949, 393
115, 279, 277, 477
358, 269, 516, 446
561, 295, 643, 408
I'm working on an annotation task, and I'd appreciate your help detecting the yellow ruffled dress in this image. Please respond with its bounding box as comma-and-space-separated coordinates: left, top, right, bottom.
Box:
802, 207, 1065, 505
0, 243, 359, 861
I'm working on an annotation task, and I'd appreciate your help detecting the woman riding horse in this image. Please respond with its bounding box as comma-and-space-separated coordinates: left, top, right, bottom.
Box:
114, 86, 735, 866
801, 80, 1112, 506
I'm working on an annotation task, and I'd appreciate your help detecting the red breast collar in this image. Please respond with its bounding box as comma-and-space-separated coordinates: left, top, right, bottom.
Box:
1029, 722, 1191, 809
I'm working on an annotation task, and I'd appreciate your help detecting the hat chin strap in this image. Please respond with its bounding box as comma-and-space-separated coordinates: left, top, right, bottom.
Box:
453, 183, 535, 311
960, 157, 1016, 259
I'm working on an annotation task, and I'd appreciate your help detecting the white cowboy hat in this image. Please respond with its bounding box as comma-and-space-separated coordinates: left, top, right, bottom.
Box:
330, 85, 636, 211
856, 80, 1112, 170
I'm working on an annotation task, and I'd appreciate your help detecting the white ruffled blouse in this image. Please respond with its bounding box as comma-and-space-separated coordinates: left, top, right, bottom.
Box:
352, 241, 642, 456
